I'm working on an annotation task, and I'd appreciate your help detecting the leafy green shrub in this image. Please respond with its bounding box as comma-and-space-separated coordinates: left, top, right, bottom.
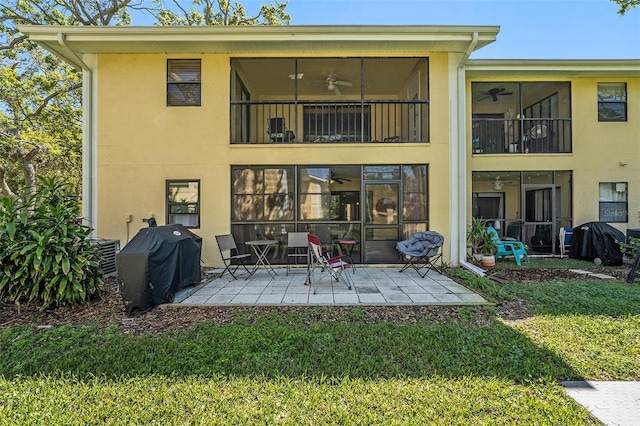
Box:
0, 177, 103, 308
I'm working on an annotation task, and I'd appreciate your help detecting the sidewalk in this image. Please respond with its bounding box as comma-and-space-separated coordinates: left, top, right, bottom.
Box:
562, 381, 640, 426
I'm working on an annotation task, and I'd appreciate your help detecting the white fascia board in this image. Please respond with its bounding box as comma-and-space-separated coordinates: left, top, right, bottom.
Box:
19, 24, 499, 56
466, 59, 640, 77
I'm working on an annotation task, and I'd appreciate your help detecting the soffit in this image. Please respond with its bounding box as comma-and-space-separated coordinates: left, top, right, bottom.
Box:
19, 25, 498, 68
467, 59, 640, 78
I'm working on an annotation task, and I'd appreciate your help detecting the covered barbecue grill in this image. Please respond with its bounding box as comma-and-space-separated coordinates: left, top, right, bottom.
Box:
117, 224, 202, 314
568, 221, 625, 266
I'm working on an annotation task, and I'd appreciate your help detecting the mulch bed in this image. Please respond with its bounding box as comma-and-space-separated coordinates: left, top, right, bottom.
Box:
0, 265, 631, 336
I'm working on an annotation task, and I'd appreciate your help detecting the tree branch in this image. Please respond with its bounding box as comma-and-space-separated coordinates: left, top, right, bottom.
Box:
0, 165, 16, 198
24, 82, 82, 121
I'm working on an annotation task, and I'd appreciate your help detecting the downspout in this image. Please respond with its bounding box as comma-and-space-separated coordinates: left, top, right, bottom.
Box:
58, 33, 97, 237
452, 31, 485, 275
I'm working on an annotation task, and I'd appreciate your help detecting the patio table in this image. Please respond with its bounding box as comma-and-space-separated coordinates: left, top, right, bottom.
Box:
245, 240, 279, 278
335, 239, 359, 273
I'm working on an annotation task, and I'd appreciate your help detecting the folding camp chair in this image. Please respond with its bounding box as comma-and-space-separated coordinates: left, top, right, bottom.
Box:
396, 231, 444, 278
215, 234, 252, 279
307, 233, 353, 294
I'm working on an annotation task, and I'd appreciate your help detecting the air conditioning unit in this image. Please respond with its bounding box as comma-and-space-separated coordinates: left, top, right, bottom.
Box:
90, 239, 120, 276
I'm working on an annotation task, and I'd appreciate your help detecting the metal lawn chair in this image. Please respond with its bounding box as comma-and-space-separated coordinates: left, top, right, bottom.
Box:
286, 231, 309, 276
215, 234, 252, 279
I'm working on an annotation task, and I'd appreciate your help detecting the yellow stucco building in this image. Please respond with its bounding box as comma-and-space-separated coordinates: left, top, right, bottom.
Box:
20, 25, 640, 268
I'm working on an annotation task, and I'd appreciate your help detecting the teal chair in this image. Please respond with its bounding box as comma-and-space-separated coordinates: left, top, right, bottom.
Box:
487, 226, 529, 266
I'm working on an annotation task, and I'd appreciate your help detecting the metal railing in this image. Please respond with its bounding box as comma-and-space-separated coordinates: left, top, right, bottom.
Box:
230, 99, 429, 144
472, 118, 572, 154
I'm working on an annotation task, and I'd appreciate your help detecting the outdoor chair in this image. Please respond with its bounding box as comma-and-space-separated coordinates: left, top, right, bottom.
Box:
286, 231, 309, 276
267, 117, 295, 142
396, 231, 444, 278
215, 234, 252, 279
559, 227, 573, 258
307, 233, 353, 294
487, 226, 529, 266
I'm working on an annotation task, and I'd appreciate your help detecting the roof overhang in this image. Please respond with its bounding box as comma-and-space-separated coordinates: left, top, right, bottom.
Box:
467, 59, 640, 78
19, 24, 499, 69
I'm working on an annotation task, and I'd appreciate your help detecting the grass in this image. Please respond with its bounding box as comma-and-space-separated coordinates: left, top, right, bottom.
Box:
1, 258, 638, 425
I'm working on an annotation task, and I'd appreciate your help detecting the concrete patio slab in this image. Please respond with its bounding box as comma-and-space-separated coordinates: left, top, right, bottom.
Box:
173, 266, 488, 307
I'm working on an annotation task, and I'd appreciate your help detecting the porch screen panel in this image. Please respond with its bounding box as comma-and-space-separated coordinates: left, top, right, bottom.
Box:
402, 165, 428, 238
298, 167, 331, 220
232, 167, 294, 221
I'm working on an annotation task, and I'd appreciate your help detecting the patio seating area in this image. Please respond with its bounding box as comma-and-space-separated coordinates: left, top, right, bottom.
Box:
172, 266, 487, 306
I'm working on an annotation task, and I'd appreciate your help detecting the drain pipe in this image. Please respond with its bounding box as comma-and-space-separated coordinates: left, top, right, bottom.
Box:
58, 33, 97, 237
452, 31, 485, 276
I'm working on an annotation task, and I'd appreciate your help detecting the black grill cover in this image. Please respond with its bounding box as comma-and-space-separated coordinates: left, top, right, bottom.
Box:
569, 222, 625, 266
117, 225, 202, 314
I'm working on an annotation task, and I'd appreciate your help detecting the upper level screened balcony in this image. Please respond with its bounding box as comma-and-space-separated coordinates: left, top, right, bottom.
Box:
230, 58, 430, 144
471, 82, 572, 154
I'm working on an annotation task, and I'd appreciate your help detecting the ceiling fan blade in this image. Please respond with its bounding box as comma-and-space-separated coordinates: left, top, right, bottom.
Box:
333, 86, 342, 95
334, 80, 353, 87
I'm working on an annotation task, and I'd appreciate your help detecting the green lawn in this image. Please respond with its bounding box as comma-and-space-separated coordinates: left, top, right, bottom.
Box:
1, 258, 638, 425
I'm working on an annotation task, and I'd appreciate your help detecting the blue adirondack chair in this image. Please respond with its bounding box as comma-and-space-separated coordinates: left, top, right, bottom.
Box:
487, 226, 529, 266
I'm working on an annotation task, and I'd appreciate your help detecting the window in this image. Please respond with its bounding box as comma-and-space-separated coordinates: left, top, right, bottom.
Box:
598, 83, 627, 122
599, 182, 628, 223
167, 59, 201, 106
167, 180, 200, 228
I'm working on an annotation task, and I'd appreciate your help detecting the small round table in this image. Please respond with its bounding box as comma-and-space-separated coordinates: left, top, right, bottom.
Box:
245, 240, 279, 278
335, 239, 359, 273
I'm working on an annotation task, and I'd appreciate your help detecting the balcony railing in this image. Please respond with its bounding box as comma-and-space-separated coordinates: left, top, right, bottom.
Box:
230, 99, 429, 144
472, 118, 572, 154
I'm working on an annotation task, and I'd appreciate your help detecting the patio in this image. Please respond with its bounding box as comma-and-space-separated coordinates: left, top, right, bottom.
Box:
173, 266, 488, 307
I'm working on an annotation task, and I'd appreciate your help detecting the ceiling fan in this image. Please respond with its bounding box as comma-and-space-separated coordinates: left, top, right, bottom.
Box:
331, 172, 352, 184
323, 74, 352, 95
492, 176, 516, 191
478, 87, 513, 102
530, 124, 548, 139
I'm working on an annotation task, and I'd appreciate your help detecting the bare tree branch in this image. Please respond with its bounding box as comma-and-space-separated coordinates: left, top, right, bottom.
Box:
0, 34, 26, 50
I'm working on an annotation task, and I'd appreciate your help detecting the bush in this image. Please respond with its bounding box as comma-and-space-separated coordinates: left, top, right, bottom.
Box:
0, 177, 103, 308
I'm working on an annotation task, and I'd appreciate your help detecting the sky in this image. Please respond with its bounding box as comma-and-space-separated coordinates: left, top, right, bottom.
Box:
288, 0, 640, 59
131, 0, 640, 59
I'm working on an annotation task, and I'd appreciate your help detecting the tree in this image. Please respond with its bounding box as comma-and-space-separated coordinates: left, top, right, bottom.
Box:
0, 34, 83, 199
611, 0, 640, 15
0, 0, 290, 200
0, 0, 136, 198
153, 0, 289, 26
